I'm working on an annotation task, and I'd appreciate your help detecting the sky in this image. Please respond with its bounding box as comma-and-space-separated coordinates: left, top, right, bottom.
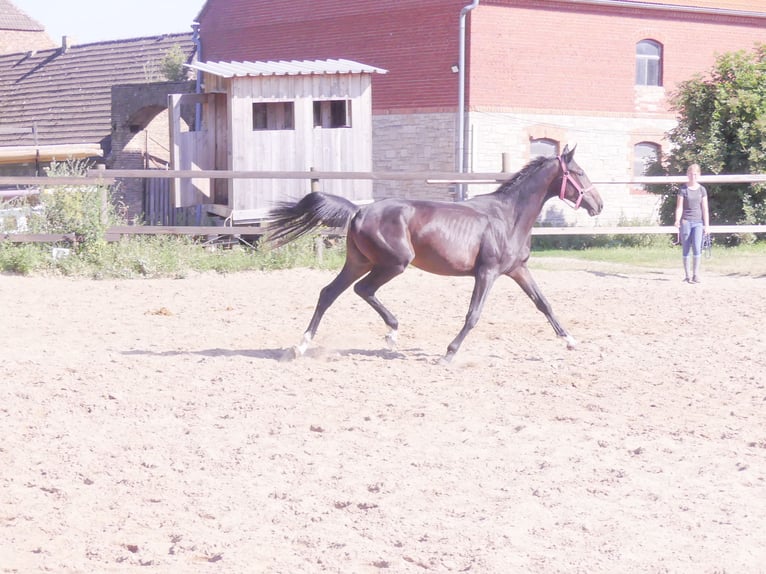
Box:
12, 0, 206, 45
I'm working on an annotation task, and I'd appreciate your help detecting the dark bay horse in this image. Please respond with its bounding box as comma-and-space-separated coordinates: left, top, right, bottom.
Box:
266, 145, 603, 362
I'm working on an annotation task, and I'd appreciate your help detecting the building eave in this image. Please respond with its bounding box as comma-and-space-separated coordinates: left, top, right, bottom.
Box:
0, 144, 103, 165
560, 0, 766, 19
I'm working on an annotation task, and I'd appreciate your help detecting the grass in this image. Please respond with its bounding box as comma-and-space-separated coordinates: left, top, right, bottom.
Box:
531, 242, 766, 276
2, 232, 764, 279
0, 234, 348, 278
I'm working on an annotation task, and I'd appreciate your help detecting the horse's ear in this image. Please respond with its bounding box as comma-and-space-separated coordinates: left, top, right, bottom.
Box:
563, 144, 576, 162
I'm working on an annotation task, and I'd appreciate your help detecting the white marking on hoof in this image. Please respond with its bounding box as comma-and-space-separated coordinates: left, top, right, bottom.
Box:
564, 335, 578, 350
296, 332, 312, 356
385, 328, 398, 350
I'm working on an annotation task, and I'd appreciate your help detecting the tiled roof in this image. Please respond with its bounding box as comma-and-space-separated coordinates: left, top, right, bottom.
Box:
190, 58, 388, 78
0, 0, 44, 31
0, 33, 196, 148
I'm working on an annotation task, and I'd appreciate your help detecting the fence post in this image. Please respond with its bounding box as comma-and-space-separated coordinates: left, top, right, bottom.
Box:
310, 167, 320, 193
502, 152, 511, 173
96, 164, 108, 225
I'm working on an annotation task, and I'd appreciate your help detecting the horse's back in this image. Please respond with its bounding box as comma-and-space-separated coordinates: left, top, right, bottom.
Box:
349, 197, 494, 275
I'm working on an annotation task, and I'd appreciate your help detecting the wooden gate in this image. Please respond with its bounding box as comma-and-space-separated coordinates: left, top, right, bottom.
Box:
144, 176, 173, 225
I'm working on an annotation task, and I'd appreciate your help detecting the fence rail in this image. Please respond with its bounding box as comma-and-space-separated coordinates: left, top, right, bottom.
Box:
2, 172, 765, 243
0, 169, 764, 184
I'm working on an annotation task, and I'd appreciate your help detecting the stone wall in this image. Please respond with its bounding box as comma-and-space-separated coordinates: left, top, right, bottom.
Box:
372, 112, 457, 201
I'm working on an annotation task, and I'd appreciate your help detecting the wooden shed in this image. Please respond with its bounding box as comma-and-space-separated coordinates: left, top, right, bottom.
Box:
169, 58, 387, 223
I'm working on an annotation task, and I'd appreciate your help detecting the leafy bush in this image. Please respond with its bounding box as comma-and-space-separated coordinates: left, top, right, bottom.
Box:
27, 159, 125, 258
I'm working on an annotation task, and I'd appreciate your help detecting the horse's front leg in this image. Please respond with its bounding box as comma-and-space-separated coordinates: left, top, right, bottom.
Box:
507, 265, 577, 349
443, 271, 497, 363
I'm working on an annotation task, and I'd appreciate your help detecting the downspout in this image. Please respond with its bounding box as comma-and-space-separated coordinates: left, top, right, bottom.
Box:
191, 23, 203, 132
457, 0, 479, 200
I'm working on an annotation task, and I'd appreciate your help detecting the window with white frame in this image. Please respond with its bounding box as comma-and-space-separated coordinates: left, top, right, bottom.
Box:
636, 40, 662, 86
633, 142, 661, 182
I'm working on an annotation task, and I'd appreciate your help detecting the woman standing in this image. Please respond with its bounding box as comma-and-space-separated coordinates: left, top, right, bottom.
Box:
674, 163, 710, 283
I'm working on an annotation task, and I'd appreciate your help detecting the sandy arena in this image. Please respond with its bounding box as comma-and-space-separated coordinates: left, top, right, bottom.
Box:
1, 258, 765, 573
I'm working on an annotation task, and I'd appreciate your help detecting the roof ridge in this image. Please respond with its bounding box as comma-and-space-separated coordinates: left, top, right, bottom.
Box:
0, 31, 194, 59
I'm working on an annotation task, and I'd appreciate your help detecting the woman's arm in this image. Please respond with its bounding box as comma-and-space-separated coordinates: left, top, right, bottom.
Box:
674, 194, 684, 227
701, 194, 710, 232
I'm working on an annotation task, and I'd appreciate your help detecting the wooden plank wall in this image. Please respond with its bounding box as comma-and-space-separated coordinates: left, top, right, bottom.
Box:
228, 73, 376, 215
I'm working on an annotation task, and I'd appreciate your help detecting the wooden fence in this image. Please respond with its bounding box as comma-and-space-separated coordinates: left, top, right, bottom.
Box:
2, 170, 765, 244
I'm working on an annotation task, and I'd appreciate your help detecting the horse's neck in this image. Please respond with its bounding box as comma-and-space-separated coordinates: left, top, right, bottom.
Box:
502, 161, 559, 233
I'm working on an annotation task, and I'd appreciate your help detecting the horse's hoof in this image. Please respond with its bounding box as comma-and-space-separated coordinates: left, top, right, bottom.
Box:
564, 335, 578, 350
438, 352, 455, 366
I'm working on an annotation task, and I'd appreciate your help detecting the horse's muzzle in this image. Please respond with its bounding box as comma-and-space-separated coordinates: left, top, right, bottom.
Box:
585, 189, 604, 216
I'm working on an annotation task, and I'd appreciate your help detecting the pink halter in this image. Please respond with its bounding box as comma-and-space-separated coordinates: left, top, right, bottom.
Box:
558, 154, 594, 210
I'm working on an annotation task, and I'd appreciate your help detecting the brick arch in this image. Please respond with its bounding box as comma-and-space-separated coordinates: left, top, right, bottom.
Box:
126, 105, 166, 133
524, 124, 568, 161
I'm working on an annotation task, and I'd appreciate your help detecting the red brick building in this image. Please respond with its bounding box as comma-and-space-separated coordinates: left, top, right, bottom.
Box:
195, 0, 766, 224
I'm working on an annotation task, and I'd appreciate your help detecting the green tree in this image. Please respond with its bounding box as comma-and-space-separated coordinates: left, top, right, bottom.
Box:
649, 44, 766, 238
160, 44, 188, 82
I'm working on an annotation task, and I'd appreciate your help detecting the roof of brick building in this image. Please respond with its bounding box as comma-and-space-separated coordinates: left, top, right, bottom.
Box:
0, 0, 44, 31
0, 33, 196, 149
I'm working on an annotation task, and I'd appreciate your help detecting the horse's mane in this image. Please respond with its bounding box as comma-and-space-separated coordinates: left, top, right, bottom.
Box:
496, 155, 552, 195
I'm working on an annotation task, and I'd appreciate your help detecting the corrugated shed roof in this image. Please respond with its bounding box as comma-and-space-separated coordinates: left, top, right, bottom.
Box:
0, 33, 196, 148
190, 58, 388, 78
0, 0, 44, 31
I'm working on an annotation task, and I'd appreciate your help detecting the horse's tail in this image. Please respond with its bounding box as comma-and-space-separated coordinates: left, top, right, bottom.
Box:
264, 192, 359, 247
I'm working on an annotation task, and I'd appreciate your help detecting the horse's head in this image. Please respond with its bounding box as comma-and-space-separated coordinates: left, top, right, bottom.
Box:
557, 145, 603, 216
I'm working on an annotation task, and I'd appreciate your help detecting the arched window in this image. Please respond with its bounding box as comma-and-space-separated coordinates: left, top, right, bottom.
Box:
530, 138, 559, 158
636, 40, 662, 86
633, 141, 661, 178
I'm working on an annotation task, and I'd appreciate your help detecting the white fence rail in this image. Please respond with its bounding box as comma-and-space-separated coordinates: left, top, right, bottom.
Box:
2, 171, 765, 239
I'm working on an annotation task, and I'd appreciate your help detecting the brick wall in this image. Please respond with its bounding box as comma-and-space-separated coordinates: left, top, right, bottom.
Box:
469, 2, 766, 115
199, 0, 465, 112
200, 1, 766, 115
198, 1, 766, 223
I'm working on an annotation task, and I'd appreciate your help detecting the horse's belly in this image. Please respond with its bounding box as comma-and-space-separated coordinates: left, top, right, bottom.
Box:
410, 252, 476, 276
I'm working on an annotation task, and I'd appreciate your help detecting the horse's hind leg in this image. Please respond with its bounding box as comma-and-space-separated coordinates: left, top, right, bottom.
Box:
288, 261, 369, 358
353, 265, 407, 349
508, 265, 577, 349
